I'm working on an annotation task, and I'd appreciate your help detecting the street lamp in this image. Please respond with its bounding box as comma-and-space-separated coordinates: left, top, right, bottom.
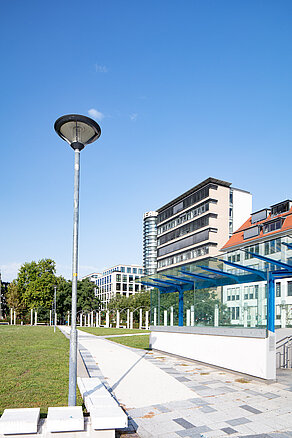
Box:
54, 114, 101, 406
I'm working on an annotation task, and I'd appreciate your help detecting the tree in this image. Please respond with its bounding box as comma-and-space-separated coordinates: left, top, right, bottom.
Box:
16, 259, 58, 311
55, 278, 100, 323
6, 280, 26, 318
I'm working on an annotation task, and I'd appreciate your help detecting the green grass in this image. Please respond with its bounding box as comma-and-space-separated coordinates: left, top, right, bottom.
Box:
0, 326, 82, 414
78, 327, 149, 336
106, 334, 150, 350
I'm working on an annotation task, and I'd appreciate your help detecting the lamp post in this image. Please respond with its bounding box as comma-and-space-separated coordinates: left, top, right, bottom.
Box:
54, 114, 101, 406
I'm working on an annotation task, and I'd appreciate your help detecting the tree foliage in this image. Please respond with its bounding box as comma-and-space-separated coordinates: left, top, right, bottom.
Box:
6, 260, 100, 323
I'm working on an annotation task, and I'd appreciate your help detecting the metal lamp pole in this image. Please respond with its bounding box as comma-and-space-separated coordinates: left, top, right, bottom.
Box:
54, 114, 101, 406
54, 286, 57, 333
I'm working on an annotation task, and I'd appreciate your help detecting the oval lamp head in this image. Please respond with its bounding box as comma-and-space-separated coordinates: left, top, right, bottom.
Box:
54, 114, 101, 150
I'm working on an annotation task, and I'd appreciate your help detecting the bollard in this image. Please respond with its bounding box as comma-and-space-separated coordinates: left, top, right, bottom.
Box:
214, 304, 219, 327
130, 311, 133, 329
116, 310, 120, 328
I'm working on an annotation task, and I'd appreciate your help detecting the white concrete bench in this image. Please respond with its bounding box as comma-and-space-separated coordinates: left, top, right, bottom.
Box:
0, 408, 40, 435
77, 377, 128, 431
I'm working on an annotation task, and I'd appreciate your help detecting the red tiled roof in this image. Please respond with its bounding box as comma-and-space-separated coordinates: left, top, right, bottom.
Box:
221, 207, 292, 250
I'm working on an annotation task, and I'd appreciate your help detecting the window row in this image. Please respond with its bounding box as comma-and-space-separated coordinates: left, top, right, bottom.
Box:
158, 214, 215, 246
157, 244, 211, 268
157, 200, 214, 235
157, 229, 211, 257
157, 185, 212, 224
116, 283, 140, 292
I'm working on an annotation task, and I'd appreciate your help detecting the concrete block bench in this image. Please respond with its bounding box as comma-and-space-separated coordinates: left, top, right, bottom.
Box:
77, 377, 128, 431
0, 408, 40, 435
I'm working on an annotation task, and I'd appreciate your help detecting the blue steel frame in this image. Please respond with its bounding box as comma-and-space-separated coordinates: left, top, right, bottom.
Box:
141, 249, 292, 331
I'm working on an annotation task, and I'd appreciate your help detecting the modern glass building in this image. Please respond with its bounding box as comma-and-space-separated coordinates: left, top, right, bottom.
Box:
83, 264, 144, 309
143, 211, 158, 275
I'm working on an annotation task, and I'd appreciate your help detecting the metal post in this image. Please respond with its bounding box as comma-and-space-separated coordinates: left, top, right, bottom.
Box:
267, 271, 275, 333
10, 308, 12, 325
116, 310, 120, 328
54, 286, 56, 333
170, 306, 174, 326
178, 288, 184, 327
139, 308, 142, 329
214, 304, 219, 327
14, 310, 16, 325
145, 310, 149, 330
130, 311, 133, 329
68, 149, 80, 406
31, 309, 33, 326
49, 310, 52, 326
186, 309, 190, 326
127, 309, 130, 329
164, 310, 168, 326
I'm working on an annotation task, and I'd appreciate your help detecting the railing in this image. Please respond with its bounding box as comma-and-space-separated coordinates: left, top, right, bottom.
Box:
276, 336, 292, 369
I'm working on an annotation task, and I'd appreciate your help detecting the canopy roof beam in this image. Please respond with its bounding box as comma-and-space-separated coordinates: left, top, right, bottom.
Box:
222, 260, 266, 280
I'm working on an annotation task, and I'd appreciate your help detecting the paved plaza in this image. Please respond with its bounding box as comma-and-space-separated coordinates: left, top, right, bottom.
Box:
60, 327, 292, 438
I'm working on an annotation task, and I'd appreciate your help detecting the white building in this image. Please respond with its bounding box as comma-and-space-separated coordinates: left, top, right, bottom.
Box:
221, 200, 292, 327
83, 264, 144, 309
156, 177, 252, 272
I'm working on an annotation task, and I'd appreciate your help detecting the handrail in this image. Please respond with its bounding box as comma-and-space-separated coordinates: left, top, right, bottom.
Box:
276, 335, 292, 345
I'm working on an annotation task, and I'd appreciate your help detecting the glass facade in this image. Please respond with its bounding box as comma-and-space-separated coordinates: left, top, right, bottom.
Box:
143, 211, 158, 275
145, 237, 292, 329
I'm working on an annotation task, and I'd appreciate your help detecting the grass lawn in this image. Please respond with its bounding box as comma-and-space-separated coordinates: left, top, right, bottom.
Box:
78, 327, 149, 336
0, 326, 82, 414
106, 334, 150, 350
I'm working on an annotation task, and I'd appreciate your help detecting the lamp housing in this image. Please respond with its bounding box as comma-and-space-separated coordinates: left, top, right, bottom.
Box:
54, 114, 101, 149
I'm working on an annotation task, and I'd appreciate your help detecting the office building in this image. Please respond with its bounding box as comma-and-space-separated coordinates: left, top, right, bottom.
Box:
156, 177, 252, 272
143, 211, 158, 275
221, 199, 292, 326
84, 264, 144, 309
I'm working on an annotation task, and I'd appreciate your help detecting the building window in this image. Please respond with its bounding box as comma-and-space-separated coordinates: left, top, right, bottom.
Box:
129, 284, 133, 291
129, 275, 133, 282
123, 284, 127, 291
288, 282, 292, 296
121, 267, 125, 272
122, 275, 127, 283
133, 268, 137, 274
116, 283, 121, 291
127, 267, 131, 273
263, 219, 282, 234
116, 274, 121, 282
139, 269, 143, 274
135, 284, 139, 292
276, 283, 281, 297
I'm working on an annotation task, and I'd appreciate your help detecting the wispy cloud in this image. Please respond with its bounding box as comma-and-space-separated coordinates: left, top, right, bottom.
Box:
130, 113, 138, 121
95, 64, 108, 73
88, 108, 104, 121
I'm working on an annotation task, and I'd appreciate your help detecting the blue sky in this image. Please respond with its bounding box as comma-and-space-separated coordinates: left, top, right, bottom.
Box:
1, 0, 292, 281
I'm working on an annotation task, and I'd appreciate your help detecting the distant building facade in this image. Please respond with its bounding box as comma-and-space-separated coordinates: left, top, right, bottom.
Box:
83, 264, 144, 309
156, 177, 252, 272
221, 200, 292, 327
143, 211, 158, 275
